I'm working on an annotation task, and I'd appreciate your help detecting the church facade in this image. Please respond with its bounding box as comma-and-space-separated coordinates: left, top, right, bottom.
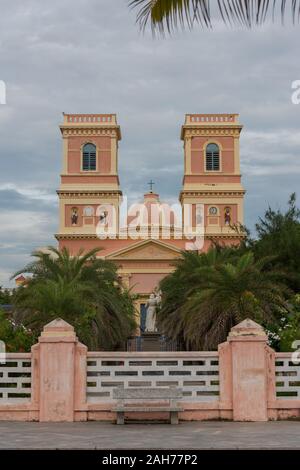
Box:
55, 113, 245, 329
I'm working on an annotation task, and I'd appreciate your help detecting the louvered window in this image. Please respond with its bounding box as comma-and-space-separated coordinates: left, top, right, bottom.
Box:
206, 143, 220, 171
82, 143, 96, 171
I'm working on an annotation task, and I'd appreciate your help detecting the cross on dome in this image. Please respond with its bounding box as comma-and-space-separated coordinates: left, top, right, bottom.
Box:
148, 180, 155, 193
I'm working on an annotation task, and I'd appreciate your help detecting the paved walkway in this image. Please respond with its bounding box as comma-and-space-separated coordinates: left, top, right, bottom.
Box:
0, 421, 299, 449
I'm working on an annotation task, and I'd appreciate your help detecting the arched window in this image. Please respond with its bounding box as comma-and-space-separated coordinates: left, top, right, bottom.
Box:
206, 143, 220, 171
82, 143, 96, 171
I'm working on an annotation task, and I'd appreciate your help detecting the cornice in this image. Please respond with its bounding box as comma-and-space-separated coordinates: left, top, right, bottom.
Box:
55, 233, 245, 241
57, 190, 122, 198
60, 125, 121, 140
179, 190, 246, 199
60, 173, 119, 178
207, 234, 246, 239
181, 126, 242, 140
55, 234, 100, 240
183, 173, 242, 177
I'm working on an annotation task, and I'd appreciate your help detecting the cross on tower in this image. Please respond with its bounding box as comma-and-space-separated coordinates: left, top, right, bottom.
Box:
148, 180, 155, 193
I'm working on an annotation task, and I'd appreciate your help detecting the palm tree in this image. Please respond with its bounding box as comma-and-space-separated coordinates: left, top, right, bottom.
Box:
158, 249, 290, 350
12, 247, 136, 350
129, 0, 300, 34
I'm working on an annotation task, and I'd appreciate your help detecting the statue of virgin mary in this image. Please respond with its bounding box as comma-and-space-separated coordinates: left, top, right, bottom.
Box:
145, 292, 161, 333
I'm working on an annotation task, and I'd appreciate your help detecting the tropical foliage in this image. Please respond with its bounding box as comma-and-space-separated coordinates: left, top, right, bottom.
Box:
0, 309, 33, 352
276, 294, 300, 352
158, 249, 290, 350
251, 193, 300, 291
158, 194, 300, 350
11, 247, 136, 351
129, 0, 300, 34
0, 287, 12, 305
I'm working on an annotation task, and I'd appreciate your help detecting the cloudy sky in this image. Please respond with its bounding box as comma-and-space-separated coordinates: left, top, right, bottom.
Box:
0, 1, 299, 287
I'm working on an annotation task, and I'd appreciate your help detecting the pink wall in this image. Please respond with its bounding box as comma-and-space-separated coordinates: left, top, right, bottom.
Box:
129, 273, 167, 294
127, 202, 176, 226
57, 237, 241, 299
183, 175, 241, 184
191, 136, 235, 174
67, 136, 112, 174
61, 175, 119, 184
189, 204, 238, 227
65, 204, 102, 227
1, 319, 299, 423
58, 237, 239, 258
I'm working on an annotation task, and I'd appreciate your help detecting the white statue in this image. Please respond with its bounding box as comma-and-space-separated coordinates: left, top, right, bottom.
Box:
145, 292, 161, 333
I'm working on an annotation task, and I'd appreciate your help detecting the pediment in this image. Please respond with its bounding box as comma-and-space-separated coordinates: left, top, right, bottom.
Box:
107, 240, 181, 261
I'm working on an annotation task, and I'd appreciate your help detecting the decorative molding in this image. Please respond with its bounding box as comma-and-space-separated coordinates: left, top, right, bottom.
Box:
206, 234, 246, 240
183, 173, 242, 176
118, 266, 174, 273
55, 234, 101, 240
55, 233, 245, 242
111, 246, 180, 261
60, 126, 120, 139
57, 190, 122, 198
180, 190, 246, 199
182, 126, 242, 140
106, 239, 182, 260
60, 173, 119, 177
68, 147, 111, 152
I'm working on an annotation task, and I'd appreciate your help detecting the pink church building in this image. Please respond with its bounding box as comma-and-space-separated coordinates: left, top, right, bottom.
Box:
56, 113, 245, 328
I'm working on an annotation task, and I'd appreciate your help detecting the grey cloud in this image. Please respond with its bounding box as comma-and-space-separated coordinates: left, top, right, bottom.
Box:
0, 0, 300, 284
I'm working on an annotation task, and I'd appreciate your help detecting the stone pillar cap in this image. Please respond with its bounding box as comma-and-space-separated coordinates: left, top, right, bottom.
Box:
228, 318, 267, 340
39, 318, 77, 341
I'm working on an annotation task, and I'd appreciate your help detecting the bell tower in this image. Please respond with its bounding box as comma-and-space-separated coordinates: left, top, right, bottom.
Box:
56, 113, 122, 246
180, 114, 245, 241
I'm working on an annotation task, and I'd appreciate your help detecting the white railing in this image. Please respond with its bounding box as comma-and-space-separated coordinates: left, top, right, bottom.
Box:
0, 353, 32, 403
86, 352, 219, 402
275, 353, 300, 399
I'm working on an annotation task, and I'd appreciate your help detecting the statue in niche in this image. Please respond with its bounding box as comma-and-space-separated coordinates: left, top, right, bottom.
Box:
99, 210, 108, 224
224, 207, 231, 226
145, 291, 161, 333
71, 207, 78, 226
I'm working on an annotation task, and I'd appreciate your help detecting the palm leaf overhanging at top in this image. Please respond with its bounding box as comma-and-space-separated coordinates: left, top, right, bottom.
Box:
129, 0, 300, 34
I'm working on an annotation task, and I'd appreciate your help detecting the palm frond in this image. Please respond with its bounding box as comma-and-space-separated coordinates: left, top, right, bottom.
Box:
129, 0, 210, 34
12, 246, 136, 350
129, 0, 300, 34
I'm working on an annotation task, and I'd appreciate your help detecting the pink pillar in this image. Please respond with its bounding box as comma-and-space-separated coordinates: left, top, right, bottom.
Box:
74, 341, 88, 421
219, 319, 270, 422
36, 318, 87, 422
218, 341, 233, 420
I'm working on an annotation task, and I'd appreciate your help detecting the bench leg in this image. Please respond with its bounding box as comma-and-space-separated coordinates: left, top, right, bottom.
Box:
170, 411, 178, 425
116, 412, 125, 425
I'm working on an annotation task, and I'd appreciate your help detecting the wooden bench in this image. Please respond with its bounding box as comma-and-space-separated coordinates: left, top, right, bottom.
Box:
112, 386, 183, 425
